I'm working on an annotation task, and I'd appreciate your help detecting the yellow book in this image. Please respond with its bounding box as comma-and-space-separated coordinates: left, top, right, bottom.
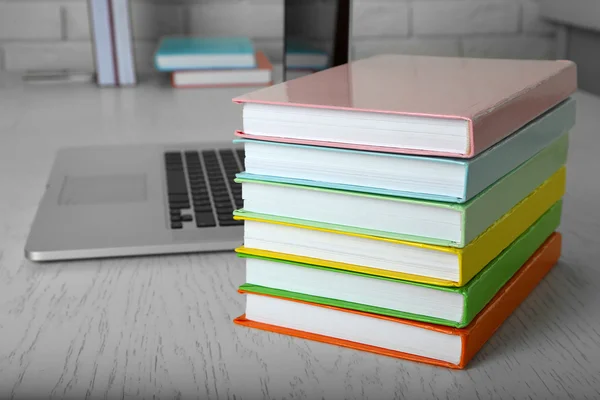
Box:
235, 167, 565, 287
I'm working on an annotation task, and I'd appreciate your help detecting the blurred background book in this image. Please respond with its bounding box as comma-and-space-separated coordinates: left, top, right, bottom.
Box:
153, 36, 273, 88
88, 0, 136, 87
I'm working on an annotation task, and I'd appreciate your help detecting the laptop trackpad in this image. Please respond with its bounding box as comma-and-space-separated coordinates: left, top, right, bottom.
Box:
58, 174, 147, 206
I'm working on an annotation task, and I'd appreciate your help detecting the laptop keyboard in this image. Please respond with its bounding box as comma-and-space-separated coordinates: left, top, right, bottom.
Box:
164, 148, 244, 229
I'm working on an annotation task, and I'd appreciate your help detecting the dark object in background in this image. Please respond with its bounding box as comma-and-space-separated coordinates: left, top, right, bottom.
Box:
283, 0, 352, 81
332, 0, 351, 67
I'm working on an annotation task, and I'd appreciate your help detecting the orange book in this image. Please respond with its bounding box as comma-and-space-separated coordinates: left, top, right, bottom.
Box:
234, 233, 561, 369
171, 51, 273, 88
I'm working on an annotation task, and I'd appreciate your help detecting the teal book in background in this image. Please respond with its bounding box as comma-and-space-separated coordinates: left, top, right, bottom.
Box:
154, 36, 256, 71
238, 201, 561, 328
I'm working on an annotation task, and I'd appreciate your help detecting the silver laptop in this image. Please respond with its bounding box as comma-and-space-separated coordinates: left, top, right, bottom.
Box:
25, 142, 244, 261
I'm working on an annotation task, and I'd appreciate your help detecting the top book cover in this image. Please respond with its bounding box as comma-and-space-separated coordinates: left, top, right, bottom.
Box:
233, 54, 577, 158
155, 36, 256, 71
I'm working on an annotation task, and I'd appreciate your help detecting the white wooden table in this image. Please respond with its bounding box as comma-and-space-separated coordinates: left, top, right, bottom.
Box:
1, 74, 600, 399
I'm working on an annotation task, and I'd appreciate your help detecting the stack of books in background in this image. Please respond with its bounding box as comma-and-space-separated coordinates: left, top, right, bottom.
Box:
154, 37, 273, 89
89, 0, 136, 86
230, 54, 577, 369
284, 39, 329, 80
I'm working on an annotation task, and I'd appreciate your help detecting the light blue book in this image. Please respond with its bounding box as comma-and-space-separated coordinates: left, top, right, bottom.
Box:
110, 0, 136, 86
89, 0, 116, 86
235, 98, 575, 203
154, 36, 256, 71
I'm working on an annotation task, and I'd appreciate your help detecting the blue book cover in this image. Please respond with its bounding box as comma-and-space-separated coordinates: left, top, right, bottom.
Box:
154, 36, 256, 71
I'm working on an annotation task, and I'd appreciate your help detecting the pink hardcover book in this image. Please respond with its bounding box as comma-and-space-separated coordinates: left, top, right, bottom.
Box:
233, 54, 576, 158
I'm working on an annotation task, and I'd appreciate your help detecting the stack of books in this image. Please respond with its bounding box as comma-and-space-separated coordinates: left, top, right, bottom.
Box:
154, 36, 273, 89
231, 54, 577, 369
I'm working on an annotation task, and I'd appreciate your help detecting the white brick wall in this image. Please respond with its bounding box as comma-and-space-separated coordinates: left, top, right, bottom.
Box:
0, 3, 62, 40
3, 42, 94, 71
522, 1, 555, 34
0, 0, 557, 72
352, 0, 556, 60
414, 2, 520, 35
352, 2, 410, 38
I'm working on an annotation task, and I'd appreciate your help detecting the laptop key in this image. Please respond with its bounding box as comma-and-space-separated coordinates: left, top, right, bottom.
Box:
171, 222, 183, 229
191, 191, 208, 199
213, 195, 231, 202
192, 196, 209, 204
214, 201, 232, 209
165, 153, 182, 161
193, 199, 210, 207
169, 194, 189, 202
193, 205, 212, 212
194, 199, 211, 207
217, 213, 234, 221
195, 212, 216, 227
192, 188, 208, 197
213, 195, 230, 202
219, 219, 243, 226
167, 177, 187, 195
181, 214, 193, 222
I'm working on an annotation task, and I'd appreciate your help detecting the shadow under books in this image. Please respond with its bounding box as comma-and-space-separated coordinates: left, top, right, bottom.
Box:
468, 259, 584, 368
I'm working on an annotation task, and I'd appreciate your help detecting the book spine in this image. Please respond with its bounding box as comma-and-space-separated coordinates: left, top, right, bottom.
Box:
469, 62, 577, 157
88, 0, 117, 86
461, 201, 562, 327
460, 233, 561, 368
110, 0, 136, 86
461, 134, 568, 248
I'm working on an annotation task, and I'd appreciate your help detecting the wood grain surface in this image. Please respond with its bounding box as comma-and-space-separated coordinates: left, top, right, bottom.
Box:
1, 75, 599, 399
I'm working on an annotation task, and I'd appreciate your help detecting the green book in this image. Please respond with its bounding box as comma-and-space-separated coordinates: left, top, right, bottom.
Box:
239, 201, 562, 328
